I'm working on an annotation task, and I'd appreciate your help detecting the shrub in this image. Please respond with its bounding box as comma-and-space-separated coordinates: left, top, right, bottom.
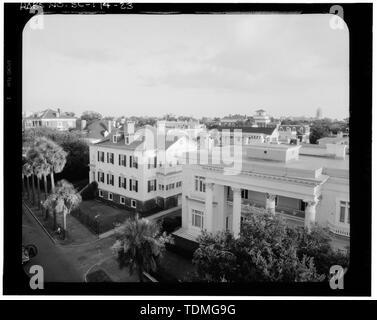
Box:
161, 216, 182, 234
80, 181, 98, 201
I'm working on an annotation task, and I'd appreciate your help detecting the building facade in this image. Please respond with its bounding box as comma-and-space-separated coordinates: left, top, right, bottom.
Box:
175, 143, 349, 251
209, 126, 280, 145
23, 109, 77, 131
89, 122, 197, 213
278, 124, 311, 144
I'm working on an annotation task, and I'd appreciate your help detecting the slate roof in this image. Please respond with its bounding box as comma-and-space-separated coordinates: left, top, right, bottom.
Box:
93, 125, 182, 151
84, 120, 111, 140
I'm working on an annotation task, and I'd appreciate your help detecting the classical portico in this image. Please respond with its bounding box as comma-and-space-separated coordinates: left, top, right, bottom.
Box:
176, 144, 330, 242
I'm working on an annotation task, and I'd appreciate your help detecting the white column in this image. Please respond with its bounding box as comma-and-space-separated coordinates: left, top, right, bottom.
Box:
181, 194, 188, 230
304, 199, 318, 233
265, 193, 276, 215
232, 187, 242, 238
218, 185, 227, 231
205, 182, 214, 232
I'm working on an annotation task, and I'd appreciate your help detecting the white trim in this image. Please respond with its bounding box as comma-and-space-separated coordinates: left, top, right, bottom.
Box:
120, 196, 125, 205
99, 190, 104, 198
131, 199, 137, 208
108, 192, 113, 201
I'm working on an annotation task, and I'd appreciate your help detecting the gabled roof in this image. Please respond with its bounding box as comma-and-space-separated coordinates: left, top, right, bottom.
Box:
211, 125, 277, 135
93, 125, 184, 151
26, 109, 76, 120
84, 120, 111, 140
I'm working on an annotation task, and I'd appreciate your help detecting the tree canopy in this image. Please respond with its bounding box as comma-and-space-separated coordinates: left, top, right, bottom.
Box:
112, 217, 172, 282
23, 128, 89, 182
80, 111, 103, 123
191, 213, 348, 282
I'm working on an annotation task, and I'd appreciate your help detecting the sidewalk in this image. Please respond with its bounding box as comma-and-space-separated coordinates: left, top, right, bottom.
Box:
23, 193, 98, 246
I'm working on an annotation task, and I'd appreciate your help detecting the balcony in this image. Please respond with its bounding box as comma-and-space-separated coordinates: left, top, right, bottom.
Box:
156, 165, 182, 176
327, 221, 350, 237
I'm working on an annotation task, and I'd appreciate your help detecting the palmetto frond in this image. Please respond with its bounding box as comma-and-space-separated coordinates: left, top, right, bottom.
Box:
43, 179, 81, 216
112, 217, 172, 279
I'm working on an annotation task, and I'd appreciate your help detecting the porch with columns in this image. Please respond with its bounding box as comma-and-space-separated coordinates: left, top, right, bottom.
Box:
203, 182, 319, 238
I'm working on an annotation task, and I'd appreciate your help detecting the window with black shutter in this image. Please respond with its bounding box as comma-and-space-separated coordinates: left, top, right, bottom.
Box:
119, 154, 121, 166
98, 151, 100, 161
154, 179, 157, 191
154, 156, 157, 168
129, 179, 132, 190
135, 180, 138, 192
119, 176, 122, 188
97, 172, 100, 181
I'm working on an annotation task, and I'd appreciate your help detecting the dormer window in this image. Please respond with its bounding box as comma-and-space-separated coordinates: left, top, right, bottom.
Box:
113, 135, 118, 143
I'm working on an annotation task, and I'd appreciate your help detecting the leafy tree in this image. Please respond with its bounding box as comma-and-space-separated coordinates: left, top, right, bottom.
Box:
309, 124, 330, 144
80, 111, 102, 124
23, 128, 86, 183
293, 226, 350, 278
111, 217, 172, 282
43, 180, 81, 238
191, 213, 347, 282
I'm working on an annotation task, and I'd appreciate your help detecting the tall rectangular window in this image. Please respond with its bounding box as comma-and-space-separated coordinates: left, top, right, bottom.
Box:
98, 151, 104, 162
147, 180, 156, 192
119, 154, 126, 166
191, 209, 204, 229
107, 152, 114, 164
194, 176, 206, 192
339, 201, 350, 224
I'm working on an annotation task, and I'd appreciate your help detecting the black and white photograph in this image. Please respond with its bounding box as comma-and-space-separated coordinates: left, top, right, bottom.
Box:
2, 1, 372, 300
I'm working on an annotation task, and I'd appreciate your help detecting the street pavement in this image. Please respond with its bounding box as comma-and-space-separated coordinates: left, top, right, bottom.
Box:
22, 204, 83, 282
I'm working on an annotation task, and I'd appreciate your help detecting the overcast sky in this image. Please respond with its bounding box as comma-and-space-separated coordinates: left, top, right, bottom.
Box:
23, 14, 349, 119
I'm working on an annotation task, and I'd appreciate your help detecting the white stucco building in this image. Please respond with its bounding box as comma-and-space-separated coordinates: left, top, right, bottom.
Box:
253, 109, 271, 127
209, 126, 280, 145
89, 122, 198, 213
23, 109, 77, 131
174, 142, 349, 251
278, 124, 311, 144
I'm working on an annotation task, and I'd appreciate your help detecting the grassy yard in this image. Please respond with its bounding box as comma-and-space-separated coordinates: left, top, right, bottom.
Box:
73, 200, 136, 234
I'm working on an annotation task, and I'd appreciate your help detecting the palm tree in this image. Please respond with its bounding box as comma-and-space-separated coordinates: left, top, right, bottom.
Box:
43, 179, 81, 239
26, 147, 45, 209
111, 216, 172, 282
32, 137, 67, 193
22, 161, 33, 200
44, 139, 67, 193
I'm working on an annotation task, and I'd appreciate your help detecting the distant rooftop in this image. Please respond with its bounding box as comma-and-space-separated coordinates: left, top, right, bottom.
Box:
26, 109, 76, 120
211, 125, 277, 135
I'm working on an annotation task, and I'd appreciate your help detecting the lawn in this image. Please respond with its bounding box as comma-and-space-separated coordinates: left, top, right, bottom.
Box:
73, 200, 136, 234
